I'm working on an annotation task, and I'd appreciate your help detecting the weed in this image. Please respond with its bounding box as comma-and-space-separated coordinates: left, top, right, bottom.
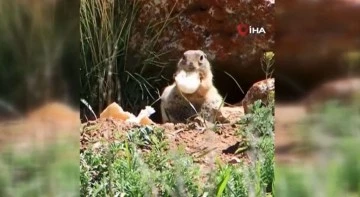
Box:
80, 125, 204, 196
261, 52, 275, 80
80, 0, 177, 114
237, 100, 275, 195
236, 57, 275, 195
239, 100, 274, 137
80, 120, 278, 196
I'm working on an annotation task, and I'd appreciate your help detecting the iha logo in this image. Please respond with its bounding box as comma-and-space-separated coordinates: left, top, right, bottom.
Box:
237, 23, 266, 37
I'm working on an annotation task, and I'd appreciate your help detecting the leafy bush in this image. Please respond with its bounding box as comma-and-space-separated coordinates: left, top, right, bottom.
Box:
80, 126, 203, 196
238, 94, 275, 195
80, 121, 277, 196
240, 99, 274, 137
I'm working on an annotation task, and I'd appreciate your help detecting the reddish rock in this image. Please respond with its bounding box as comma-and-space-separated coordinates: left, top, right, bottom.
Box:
242, 78, 275, 114
136, 0, 274, 59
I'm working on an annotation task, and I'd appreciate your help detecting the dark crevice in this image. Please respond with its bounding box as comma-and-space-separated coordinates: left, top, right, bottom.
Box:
222, 142, 241, 154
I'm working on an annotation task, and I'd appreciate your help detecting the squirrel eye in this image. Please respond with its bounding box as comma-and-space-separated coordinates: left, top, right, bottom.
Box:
200, 55, 204, 61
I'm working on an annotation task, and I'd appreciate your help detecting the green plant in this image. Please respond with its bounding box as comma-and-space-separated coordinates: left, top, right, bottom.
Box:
214, 164, 248, 197
261, 51, 275, 79
237, 93, 275, 195
230, 52, 275, 196
80, 121, 278, 197
80, 125, 206, 196
240, 100, 274, 137
80, 0, 177, 114
216, 166, 232, 197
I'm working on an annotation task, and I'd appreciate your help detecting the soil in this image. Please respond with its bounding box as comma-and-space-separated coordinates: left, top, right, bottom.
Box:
80, 105, 252, 174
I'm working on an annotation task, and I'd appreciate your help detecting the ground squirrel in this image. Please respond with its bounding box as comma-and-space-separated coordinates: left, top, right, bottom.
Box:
160, 50, 225, 123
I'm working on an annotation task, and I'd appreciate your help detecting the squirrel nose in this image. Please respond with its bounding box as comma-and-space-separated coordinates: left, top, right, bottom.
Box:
187, 62, 195, 69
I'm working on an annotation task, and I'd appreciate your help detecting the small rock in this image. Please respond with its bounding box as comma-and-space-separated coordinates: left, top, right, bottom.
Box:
92, 142, 102, 150
228, 157, 241, 164
162, 122, 175, 129
242, 78, 275, 114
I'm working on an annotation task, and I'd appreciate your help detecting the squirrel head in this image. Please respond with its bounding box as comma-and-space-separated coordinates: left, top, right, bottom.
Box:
177, 50, 211, 77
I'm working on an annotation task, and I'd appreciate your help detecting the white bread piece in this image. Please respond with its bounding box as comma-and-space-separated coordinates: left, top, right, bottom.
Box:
175, 70, 201, 94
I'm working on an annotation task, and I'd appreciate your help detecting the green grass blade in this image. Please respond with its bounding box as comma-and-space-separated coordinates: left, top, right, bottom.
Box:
216, 167, 231, 197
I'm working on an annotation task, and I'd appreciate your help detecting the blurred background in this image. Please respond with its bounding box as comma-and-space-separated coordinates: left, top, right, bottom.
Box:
0, 0, 79, 196
275, 0, 360, 196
